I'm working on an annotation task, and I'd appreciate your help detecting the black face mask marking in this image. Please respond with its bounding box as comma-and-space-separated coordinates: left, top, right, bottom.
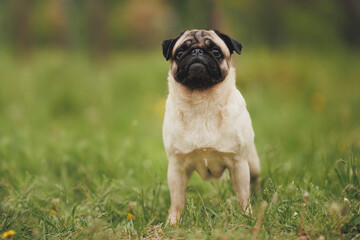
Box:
174, 45, 223, 90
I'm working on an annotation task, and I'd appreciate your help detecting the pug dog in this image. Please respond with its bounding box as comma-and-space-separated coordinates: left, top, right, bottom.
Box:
161, 29, 260, 224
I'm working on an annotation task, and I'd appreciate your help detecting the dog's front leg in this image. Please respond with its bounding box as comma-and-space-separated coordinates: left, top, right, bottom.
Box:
167, 158, 189, 224
229, 159, 251, 213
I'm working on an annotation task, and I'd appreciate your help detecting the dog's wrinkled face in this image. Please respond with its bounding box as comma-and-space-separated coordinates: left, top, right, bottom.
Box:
162, 30, 242, 90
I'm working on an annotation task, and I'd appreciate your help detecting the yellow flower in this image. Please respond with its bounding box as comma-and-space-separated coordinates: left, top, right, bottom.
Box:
50, 209, 57, 216
126, 213, 135, 220
2, 230, 16, 239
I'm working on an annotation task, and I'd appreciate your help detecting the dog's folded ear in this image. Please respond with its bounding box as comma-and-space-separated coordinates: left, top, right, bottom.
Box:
213, 30, 242, 55
161, 31, 185, 61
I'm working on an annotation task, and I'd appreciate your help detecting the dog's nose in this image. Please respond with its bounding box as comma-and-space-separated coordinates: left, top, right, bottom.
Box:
191, 48, 204, 56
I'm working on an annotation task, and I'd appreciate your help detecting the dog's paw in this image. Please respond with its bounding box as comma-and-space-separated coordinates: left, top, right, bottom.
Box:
240, 202, 252, 216
167, 215, 179, 225
245, 204, 253, 215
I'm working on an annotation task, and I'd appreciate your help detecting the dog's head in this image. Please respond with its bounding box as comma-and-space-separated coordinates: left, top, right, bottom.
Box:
162, 29, 242, 90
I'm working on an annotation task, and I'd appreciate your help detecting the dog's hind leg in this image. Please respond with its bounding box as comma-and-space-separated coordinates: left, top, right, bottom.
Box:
247, 144, 260, 183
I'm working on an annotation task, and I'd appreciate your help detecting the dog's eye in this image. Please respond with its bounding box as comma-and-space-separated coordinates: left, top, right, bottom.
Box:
212, 48, 221, 57
176, 50, 184, 59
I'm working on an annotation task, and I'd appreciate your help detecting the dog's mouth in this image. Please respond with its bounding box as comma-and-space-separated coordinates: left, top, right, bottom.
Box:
189, 62, 205, 67
176, 58, 218, 78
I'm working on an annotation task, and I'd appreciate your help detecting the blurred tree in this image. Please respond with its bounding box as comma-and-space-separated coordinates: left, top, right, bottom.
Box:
107, 1, 127, 48
340, 0, 360, 46
48, 0, 68, 47
0, 1, 11, 47
169, 0, 214, 31
31, 0, 69, 48
11, 0, 32, 55
88, 0, 109, 57
121, 0, 172, 47
281, 0, 343, 49
209, 0, 228, 32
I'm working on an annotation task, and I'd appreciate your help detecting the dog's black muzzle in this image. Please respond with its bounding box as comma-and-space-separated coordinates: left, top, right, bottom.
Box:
175, 49, 222, 90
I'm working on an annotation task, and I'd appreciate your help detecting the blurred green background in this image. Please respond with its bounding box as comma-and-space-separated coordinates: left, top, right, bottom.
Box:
0, 0, 359, 239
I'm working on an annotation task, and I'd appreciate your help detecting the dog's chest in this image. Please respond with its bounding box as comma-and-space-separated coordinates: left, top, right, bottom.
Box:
170, 106, 241, 153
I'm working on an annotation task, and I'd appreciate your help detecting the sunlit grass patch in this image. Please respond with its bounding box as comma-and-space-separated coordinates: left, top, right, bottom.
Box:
0, 48, 359, 239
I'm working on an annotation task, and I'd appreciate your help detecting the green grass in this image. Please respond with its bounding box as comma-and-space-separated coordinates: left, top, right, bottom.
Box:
0, 48, 359, 239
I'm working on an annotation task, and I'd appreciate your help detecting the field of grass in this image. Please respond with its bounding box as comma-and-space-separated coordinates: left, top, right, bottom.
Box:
0, 48, 359, 239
